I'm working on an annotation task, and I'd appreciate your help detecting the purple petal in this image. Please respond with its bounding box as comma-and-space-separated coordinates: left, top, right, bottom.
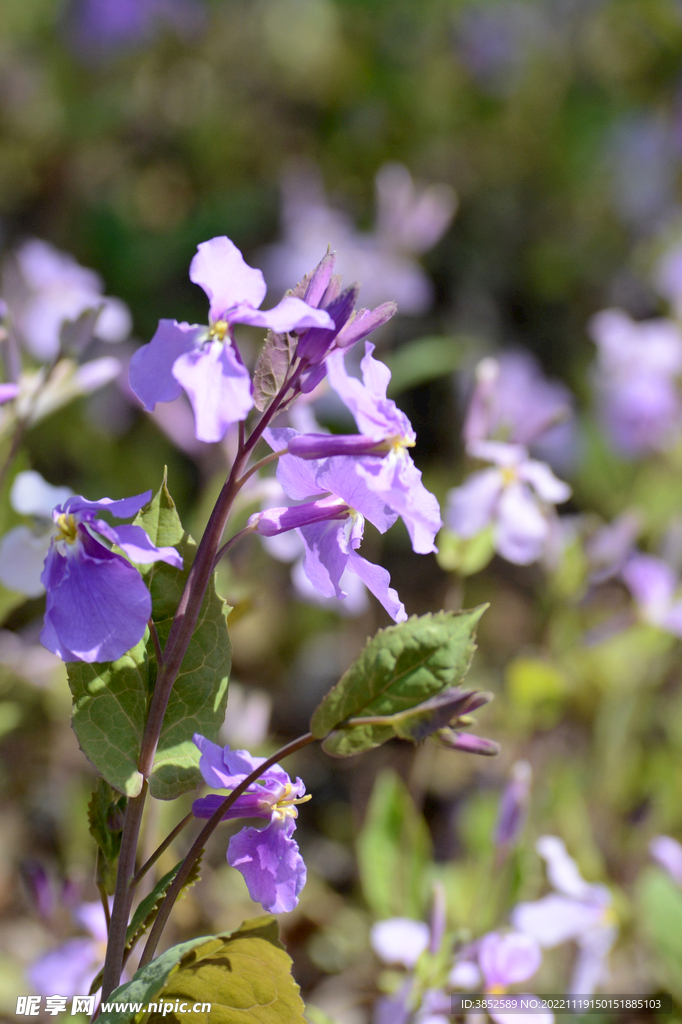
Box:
192, 734, 290, 791
28, 938, 100, 999
326, 343, 411, 440
650, 834, 682, 885
172, 340, 254, 442
128, 320, 201, 411
303, 250, 337, 308
315, 456, 398, 534
347, 550, 407, 622
355, 452, 441, 553
478, 931, 542, 988
569, 925, 616, 996
95, 523, 183, 568
189, 237, 266, 321
295, 287, 358, 363
334, 302, 397, 349
622, 554, 676, 618
192, 791, 272, 821
250, 499, 350, 536
288, 433, 389, 459
299, 519, 350, 598
536, 835, 609, 904
233, 295, 334, 333
40, 540, 151, 662
0, 383, 19, 404
495, 483, 548, 564
511, 894, 604, 947
73, 900, 108, 944
266, 427, 326, 500
446, 469, 502, 537
518, 459, 571, 504
63, 490, 152, 520
227, 817, 307, 913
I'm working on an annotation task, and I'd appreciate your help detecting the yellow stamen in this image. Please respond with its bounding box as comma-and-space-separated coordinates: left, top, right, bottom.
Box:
501, 466, 517, 486
208, 320, 229, 341
55, 513, 78, 544
270, 782, 312, 822
488, 984, 506, 995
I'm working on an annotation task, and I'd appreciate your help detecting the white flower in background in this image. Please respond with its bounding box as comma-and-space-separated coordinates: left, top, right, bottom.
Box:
219, 682, 272, 749
4, 238, 132, 361
0, 471, 72, 596
370, 917, 430, 968
511, 836, 617, 995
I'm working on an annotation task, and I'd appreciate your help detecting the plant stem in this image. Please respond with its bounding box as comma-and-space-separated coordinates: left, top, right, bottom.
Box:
132, 812, 193, 887
236, 448, 288, 488
148, 619, 164, 667
211, 523, 257, 572
138, 732, 316, 969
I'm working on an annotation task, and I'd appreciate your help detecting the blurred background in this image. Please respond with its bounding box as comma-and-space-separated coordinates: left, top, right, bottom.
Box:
3, 0, 682, 1019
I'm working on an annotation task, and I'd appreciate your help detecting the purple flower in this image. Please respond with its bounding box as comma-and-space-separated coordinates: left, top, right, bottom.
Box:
585, 511, 641, 584
289, 342, 442, 554
446, 440, 571, 565
40, 491, 182, 663
6, 238, 131, 361
511, 836, 616, 996
192, 736, 309, 913
370, 918, 430, 969
650, 835, 682, 886
589, 309, 682, 456
28, 901, 107, 999
621, 553, 682, 637
68, 0, 206, 56
254, 428, 407, 621
464, 353, 574, 462
129, 236, 334, 442
0, 383, 18, 404
494, 760, 532, 854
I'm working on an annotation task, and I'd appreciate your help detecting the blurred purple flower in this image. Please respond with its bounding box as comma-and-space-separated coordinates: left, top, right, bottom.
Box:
585, 511, 641, 585
40, 491, 182, 663
463, 353, 574, 467
511, 835, 616, 996
28, 901, 107, 999
446, 440, 571, 565
250, 443, 406, 622
370, 918, 430, 969
4, 239, 131, 362
262, 164, 456, 316
192, 736, 309, 913
67, 0, 206, 56
129, 236, 334, 442
650, 835, 682, 886
494, 760, 532, 855
621, 553, 682, 637
589, 309, 682, 456
656, 240, 682, 317
0, 471, 73, 598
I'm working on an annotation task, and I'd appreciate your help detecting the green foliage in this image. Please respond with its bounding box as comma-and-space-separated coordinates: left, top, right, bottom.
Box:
88, 779, 126, 894
139, 917, 306, 1024
636, 867, 682, 999
67, 474, 231, 800
384, 336, 468, 396
253, 329, 296, 412
436, 528, 495, 576
311, 608, 486, 755
357, 770, 432, 920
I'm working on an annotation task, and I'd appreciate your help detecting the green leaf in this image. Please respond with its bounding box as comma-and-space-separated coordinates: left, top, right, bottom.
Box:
88, 779, 126, 894
322, 687, 491, 757
139, 916, 306, 1024
67, 640, 147, 797
357, 770, 432, 919
135, 473, 232, 800
253, 329, 296, 412
436, 527, 495, 576
67, 473, 231, 801
97, 936, 210, 1024
636, 866, 682, 999
311, 608, 487, 743
306, 1008, 341, 1024
384, 336, 471, 396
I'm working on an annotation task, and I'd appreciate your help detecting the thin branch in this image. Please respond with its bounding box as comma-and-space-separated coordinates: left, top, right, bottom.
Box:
211, 524, 257, 572
147, 619, 164, 667
132, 812, 193, 887
138, 732, 316, 969
235, 448, 288, 490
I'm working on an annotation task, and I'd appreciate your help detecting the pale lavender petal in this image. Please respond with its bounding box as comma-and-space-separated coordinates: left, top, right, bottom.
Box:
536, 835, 606, 902
288, 433, 388, 459
622, 554, 676, 621
347, 549, 407, 622
227, 817, 307, 913
467, 439, 527, 465
295, 287, 357, 363
291, 558, 369, 616
0, 527, 52, 597
478, 931, 542, 988
370, 918, 430, 968
495, 482, 548, 564
355, 452, 441, 553
446, 469, 502, 537
266, 427, 324, 499
250, 499, 350, 536
495, 760, 532, 849
650, 835, 682, 885
299, 519, 349, 598
99, 523, 183, 568
511, 894, 605, 947
40, 539, 151, 662
11, 471, 72, 518
233, 295, 334, 333
326, 343, 412, 441
73, 901, 108, 944
128, 320, 201, 411
661, 602, 682, 637
334, 302, 397, 349
569, 926, 616, 996
518, 460, 571, 504
63, 491, 151, 520
28, 938, 100, 999
304, 250, 336, 307
189, 237, 266, 321
172, 340, 254, 442
316, 456, 398, 534
0, 383, 19, 404
449, 960, 482, 989
193, 734, 280, 789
